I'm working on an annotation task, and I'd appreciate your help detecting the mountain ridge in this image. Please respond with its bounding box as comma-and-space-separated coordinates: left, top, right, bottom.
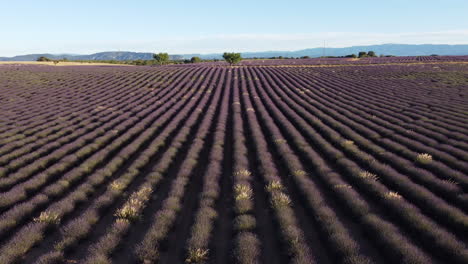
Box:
1, 44, 468, 61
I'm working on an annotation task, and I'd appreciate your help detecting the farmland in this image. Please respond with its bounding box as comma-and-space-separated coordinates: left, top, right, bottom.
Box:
0, 57, 467, 264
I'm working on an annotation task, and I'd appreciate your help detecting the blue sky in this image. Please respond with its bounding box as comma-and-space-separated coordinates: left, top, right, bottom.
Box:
1, 0, 467, 56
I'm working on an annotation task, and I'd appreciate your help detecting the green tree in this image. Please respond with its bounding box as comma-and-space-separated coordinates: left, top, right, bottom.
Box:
358, 51, 367, 58
37, 56, 51, 62
190, 56, 201, 63
153, 52, 169, 65
367, 51, 376, 57
222, 52, 242, 66
133, 59, 144, 66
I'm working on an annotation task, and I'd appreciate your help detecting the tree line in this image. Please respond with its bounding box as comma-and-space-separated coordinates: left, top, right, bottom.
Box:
36, 52, 243, 66
153, 52, 242, 65
36, 51, 397, 66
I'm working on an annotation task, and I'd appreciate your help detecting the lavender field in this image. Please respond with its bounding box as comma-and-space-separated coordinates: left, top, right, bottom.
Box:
0, 58, 467, 264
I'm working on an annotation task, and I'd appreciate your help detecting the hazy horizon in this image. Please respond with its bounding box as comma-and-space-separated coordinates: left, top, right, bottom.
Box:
3, 42, 468, 58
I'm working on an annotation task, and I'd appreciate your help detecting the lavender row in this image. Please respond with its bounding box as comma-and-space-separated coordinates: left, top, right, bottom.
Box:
0, 67, 217, 264
252, 67, 468, 263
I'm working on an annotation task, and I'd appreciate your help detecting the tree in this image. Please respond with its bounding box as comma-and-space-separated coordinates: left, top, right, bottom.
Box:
190, 56, 201, 63
367, 51, 376, 57
53, 60, 60, 65
133, 59, 145, 66
37, 56, 51, 62
222, 52, 242, 66
153, 52, 169, 65
358, 51, 367, 58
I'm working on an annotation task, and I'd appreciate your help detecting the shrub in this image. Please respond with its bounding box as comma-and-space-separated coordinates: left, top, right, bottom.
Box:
37, 56, 51, 62
35, 251, 65, 264
358, 52, 367, 58
236, 232, 260, 264
234, 215, 256, 231
235, 199, 253, 214
190, 57, 202, 63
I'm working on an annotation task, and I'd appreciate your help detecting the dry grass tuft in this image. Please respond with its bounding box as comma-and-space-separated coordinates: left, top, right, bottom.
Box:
333, 184, 352, 189
416, 153, 433, 164
234, 169, 252, 177
234, 184, 253, 200
115, 187, 152, 221
358, 171, 379, 181
442, 179, 458, 185
265, 180, 284, 192
110, 180, 125, 191
271, 192, 292, 207
384, 191, 402, 200
274, 138, 287, 144
34, 211, 60, 224
341, 140, 358, 151
115, 199, 144, 221
293, 170, 307, 177
186, 248, 209, 263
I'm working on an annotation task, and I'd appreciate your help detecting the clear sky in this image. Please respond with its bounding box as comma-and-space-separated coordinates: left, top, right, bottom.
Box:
1, 0, 467, 56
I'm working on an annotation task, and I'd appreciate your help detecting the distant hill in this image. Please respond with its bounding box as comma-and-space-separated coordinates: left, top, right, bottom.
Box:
0, 52, 156, 61
1, 44, 468, 61
241, 44, 468, 58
